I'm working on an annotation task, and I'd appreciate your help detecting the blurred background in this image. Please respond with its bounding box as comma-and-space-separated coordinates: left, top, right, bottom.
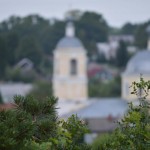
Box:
0, 0, 150, 144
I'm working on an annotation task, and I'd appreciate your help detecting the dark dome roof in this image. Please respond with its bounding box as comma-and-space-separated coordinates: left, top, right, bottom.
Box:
56, 36, 83, 49
125, 50, 150, 74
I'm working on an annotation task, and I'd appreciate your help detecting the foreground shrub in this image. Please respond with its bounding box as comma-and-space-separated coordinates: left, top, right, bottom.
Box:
92, 133, 114, 150
0, 96, 90, 150
92, 77, 150, 150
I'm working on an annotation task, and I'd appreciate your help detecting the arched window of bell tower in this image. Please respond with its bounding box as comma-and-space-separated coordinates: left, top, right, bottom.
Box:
55, 59, 59, 74
70, 59, 77, 75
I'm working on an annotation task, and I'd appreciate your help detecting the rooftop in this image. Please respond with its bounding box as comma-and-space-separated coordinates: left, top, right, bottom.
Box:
56, 21, 84, 49
56, 36, 83, 49
60, 98, 128, 119
124, 50, 150, 75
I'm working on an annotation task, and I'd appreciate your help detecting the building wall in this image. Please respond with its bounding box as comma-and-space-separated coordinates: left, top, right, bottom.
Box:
86, 118, 117, 133
54, 48, 87, 77
122, 74, 150, 101
53, 47, 88, 100
54, 80, 87, 100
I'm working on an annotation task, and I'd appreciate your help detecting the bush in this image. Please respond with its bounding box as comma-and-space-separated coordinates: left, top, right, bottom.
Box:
0, 92, 3, 104
89, 76, 121, 97
5, 67, 37, 83
92, 133, 114, 150
0, 95, 91, 150
92, 77, 150, 149
27, 81, 53, 100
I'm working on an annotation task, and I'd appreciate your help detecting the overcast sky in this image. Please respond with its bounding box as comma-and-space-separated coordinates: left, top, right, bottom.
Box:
0, 0, 150, 27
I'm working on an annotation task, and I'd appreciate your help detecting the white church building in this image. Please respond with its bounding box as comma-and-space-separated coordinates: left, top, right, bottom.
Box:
53, 22, 150, 138
52, 21, 128, 138
53, 22, 88, 101
1, 20, 150, 140
122, 26, 150, 101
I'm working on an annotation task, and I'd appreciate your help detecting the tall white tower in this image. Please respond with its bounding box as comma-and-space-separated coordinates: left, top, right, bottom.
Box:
53, 22, 88, 101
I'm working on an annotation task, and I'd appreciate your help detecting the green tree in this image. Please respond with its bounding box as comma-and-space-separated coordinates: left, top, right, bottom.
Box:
0, 36, 7, 78
89, 76, 121, 97
121, 22, 137, 35
76, 11, 108, 56
0, 92, 3, 104
6, 32, 19, 65
115, 40, 128, 67
96, 53, 106, 63
40, 20, 65, 55
134, 21, 150, 49
92, 77, 150, 150
0, 95, 90, 150
0, 12, 109, 80
92, 133, 114, 150
16, 36, 43, 67
5, 67, 37, 83
28, 81, 53, 100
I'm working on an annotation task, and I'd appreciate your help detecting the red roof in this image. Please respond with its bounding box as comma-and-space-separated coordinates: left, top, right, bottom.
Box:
87, 63, 104, 78
0, 103, 16, 111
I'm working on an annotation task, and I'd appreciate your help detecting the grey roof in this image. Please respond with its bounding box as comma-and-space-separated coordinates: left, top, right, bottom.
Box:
62, 98, 128, 119
56, 37, 83, 49
125, 50, 150, 75
0, 83, 33, 103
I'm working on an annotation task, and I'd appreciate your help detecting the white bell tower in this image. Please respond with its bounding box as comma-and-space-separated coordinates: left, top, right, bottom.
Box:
53, 22, 88, 101
65, 22, 75, 37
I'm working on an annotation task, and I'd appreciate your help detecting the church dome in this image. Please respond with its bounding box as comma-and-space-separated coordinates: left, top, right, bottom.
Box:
56, 21, 84, 49
56, 37, 83, 48
125, 50, 150, 74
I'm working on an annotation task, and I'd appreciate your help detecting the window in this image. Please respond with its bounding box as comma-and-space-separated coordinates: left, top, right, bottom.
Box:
55, 59, 59, 74
125, 82, 129, 96
70, 59, 77, 75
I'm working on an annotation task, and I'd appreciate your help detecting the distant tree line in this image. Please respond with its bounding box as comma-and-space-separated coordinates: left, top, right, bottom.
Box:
0, 12, 108, 80
89, 76, 121, 97
121, 20, 150, 48
0, 11, 149, 81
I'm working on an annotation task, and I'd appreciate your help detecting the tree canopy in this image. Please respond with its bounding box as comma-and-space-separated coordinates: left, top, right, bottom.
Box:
115, 40, 128, 68
0, 12, 109, 80
0, 95, 90, 150
92, 77, 150, 149
0, 11, 150, 81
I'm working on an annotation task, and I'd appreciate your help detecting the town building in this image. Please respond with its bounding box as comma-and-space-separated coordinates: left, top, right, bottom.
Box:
97, 34, 136, 61
97, 41, 119, 60
122, 27, 150, 101
52, 22, 128, 142
14, 58, 33, 72
52, 21, 88, 101
0, 83, 32, 103
2, 21, 149, 144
